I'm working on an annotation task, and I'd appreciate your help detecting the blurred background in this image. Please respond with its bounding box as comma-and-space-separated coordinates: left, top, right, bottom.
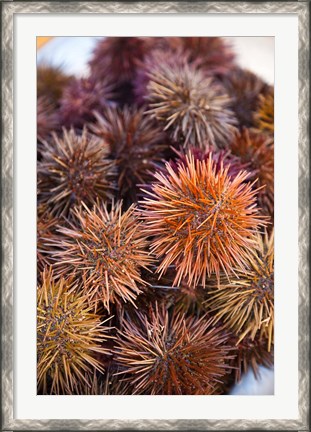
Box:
37, 36, 274, 84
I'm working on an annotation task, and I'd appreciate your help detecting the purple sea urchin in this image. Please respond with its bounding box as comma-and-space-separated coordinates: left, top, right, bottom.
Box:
89, 37, 154, 84
59, 76, 114, 128
219, 67, 270, 128
170, 146, 252, 181
167, 37, 236, 75
91, 106, 168, 202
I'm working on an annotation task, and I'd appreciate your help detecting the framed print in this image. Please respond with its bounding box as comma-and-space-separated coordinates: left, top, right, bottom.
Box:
1, 1, 309, 430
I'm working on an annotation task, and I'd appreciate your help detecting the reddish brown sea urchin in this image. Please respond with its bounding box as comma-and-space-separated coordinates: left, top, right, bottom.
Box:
167, 37, 236, 75
167, 280, 208, 316
91, 106, 168, 202
114, 305, 235, 395
205, 230, 274, 351
230, 335, 274, 383
51, 201, 153, 311
37, 96, 59, 144
59, 76, 114, 129
37, 64, 72, 106
37, 128, 116, 217
254, 88, 274, 135
141, 153, 266, 287
37, 268, 112, 395
72, 366, 132, 395
218, 67, 271, 128
145, 63, 237, 149
231, 128, 274, 218
145, 263, 208, 316
89, 37, 154, 84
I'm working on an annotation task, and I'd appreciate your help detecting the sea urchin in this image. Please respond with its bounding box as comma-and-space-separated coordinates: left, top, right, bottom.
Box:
91, 106, 168, 202
141, 153, 266, 286
51, 201, 153, 311
145, 63, 237, 149
37, 268, 112, 395
205, 230, 274, 351
114, 305, 235, 395
37, 128, 116, 217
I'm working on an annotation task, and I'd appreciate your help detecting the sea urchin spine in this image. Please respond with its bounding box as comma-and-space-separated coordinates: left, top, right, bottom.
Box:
50, 201, 153, 311
37, 128, 116, 217
141, 152, 267, 286
37, 268, 112, 395
114, 305, 235, 395
145, 62, 237, 149
91, 106, 168, 202
205, 230, 274, 350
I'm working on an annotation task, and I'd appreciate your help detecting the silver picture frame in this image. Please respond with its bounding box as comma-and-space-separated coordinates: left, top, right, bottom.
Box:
1, 1, 309, 430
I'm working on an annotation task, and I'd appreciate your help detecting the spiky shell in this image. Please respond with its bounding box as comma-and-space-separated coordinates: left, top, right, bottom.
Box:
37, 96, 59, 143
170, 146, 253, 181
167, 37, 236, 75
89, 37, 155, 84
50, 201, 153, 311
59, 77, 114, 129
37, 128, 116, 217
114, 305, 235, 394
254, 88, 274, 135
140, 153, 266, 286
231, 128, 274, 218
72, 366, 132, 395
91, 107, 168, 202
37, 64, 72, 105
37, 211, 62, 280
231, 335, 274, 383
219, 67, 271, 128
145, 62, 237, 149
205, 230, 274, 351
37, 268, 112, 395
133, 47, 191, 106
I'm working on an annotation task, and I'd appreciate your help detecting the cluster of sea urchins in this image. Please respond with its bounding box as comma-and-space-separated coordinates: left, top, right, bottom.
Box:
37, 37, 274, 395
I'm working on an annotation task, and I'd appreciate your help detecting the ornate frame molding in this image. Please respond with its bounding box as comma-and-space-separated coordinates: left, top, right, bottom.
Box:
1, 2, 309, 430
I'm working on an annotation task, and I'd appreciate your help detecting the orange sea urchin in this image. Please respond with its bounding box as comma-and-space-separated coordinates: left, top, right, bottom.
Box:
141, 153, 266, 287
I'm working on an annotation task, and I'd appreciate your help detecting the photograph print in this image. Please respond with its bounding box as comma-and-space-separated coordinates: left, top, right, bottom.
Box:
36, 36, 274, 396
